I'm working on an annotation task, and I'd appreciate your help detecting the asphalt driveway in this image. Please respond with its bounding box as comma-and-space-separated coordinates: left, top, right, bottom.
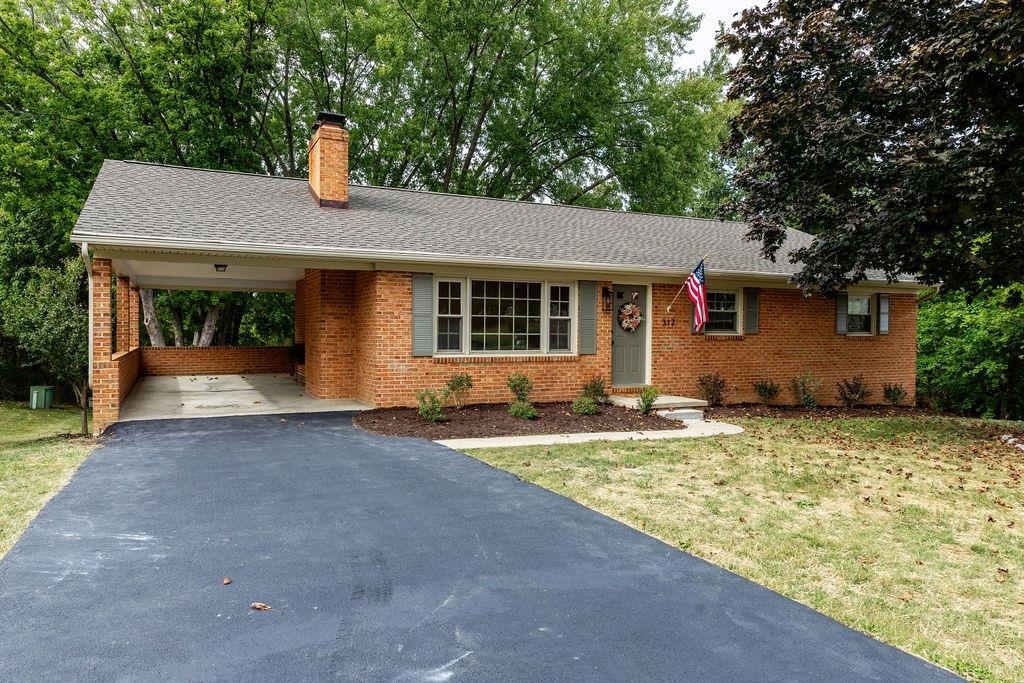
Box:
0, 413, 957, 681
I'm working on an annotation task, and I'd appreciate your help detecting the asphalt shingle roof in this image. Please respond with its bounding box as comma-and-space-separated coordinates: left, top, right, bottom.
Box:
72, 159, 814, 277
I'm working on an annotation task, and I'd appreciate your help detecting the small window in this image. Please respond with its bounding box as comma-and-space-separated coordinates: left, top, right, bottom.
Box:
847, 295, 872, 334
549, 285, 572, 352
436, 280, 463, 352
704, 292, 738, 332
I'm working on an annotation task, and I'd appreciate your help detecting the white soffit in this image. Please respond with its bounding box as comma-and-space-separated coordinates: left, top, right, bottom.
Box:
114, 259, 303, 291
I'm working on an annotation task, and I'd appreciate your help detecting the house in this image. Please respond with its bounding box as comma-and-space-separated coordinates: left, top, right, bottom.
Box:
71, 112, 920, 434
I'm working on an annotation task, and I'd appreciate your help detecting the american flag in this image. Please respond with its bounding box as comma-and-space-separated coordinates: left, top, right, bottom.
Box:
686, 258, 708, 332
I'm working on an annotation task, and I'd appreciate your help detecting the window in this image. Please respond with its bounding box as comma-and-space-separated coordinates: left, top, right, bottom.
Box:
549, 285, 572, 352
435, 278, 574, 354
704, 292, 739, 332
847, 295, 872, 334
436, 280, 463, 352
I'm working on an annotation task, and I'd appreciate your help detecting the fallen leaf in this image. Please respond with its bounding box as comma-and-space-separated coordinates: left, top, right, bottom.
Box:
996, 574, 1006, 583
988, 516, 996, 523
222, 576, 232, 585
250, 602, 272, 611
897, 591, 913, 602
739, 516, 747, 523
915, 560, 924, 566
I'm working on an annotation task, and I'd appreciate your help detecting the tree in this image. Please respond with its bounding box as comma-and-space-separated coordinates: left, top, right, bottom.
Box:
2, 259, 90, 433
721, 0, 1024, 293
917, 286, 1024, 420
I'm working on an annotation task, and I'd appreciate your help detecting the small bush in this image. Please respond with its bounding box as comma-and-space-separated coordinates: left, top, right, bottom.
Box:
790, 370, 823, 410
883, 382, 907, 406
637, 386, 660, 416
753, 378, 781, 404
697, 372, 728, 407
581, 376, 610, 404
506, 372, 534, 403
508, 400, 538, 420
837, 373, 873, 408
445, 373, 474, 410
416, 389, 446, 422
572, 396, 600, 416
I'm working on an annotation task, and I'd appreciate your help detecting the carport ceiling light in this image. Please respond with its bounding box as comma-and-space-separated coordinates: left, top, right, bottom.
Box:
214, 264, 227, 272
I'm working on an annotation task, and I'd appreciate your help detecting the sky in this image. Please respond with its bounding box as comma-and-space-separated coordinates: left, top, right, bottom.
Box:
677, 0, 757, 71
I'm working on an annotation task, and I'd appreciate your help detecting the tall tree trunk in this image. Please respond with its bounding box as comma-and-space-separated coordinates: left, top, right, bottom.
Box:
139, 288, 165, 346
171, 309, 185, 347
197, 305, 221, 346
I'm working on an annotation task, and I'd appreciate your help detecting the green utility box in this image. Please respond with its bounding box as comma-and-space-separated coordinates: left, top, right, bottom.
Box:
29, 385, 54, 410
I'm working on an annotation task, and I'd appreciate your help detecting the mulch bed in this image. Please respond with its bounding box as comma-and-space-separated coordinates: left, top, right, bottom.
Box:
353, 402, 683, 440
705, 404, 934, 420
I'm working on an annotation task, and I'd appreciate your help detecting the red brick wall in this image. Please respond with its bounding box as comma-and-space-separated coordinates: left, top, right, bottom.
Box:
296, 269, 356, 398
300, 270, 614, 407
91, 258, 118, 434
650, 285, 917, 405
140, 346, 293, 376
114, 348, 141, 402
295, 270, 917, 409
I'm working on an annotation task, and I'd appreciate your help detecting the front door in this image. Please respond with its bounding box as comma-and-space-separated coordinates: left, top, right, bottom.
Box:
611, 284, 647, 386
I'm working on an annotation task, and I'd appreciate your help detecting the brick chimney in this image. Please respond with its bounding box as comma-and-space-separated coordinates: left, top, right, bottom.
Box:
308, 111, 349, 208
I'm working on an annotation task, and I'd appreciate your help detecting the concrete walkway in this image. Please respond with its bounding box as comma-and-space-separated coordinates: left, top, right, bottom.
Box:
119, 373, 371, 422
436, 419, 744, 449
0, 413, 958, 681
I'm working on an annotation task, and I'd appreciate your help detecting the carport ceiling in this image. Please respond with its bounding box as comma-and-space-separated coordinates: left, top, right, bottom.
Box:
113, 259, 303, 291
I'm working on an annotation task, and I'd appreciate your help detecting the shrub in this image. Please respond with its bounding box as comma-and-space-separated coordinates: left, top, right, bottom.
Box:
637, 386, 660, 416
696, 372, 727, 407
445, 373, 474, 410
883, 382, 907, 406
753, 378, 781, 404
508, 400, 538, 420
572, 396, 600, 416
790, 370, 823, 409
837, 373, 872, 408
581, 376, 610, 404
506, 372, 534, 403
416, 389, 446, 422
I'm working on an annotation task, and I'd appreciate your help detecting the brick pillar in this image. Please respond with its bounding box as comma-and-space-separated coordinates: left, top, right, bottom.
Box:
302, 269, 354, 398
116, 275, 131, 353
129, 285, 141, 349
91, 258, 118, 434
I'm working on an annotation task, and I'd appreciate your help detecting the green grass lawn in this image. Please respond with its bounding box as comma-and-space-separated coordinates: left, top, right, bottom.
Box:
0, 402, 96, 558
469, 415, 1024, 682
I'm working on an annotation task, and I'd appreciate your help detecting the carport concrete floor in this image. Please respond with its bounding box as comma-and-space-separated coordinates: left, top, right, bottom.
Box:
0, 414, 958, 682
118, 374, 372, 422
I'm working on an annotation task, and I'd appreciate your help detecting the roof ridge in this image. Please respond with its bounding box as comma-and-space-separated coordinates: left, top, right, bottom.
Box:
113, 159, 751, 227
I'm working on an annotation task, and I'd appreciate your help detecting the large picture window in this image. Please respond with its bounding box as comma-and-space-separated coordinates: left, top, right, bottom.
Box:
435, 278, 574, 354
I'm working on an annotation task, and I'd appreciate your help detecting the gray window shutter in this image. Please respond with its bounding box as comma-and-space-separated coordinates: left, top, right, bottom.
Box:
878, 294, 890, 335
411, 274, 434, 356
836, 293, 848, 334
578, 281, 597, 354
743, 288, 760, 335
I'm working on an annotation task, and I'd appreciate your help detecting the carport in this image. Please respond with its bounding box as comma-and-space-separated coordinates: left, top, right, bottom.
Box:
81, 245, 373, 433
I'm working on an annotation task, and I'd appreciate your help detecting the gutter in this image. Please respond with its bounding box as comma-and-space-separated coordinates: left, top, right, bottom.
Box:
70, 232, 924, 289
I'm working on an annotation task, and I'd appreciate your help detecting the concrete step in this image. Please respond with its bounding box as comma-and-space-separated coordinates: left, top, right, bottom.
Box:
609, 394, 708, 410
657, 408, 705, 421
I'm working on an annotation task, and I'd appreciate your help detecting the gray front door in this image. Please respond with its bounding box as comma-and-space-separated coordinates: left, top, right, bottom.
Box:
611, 284, 647, 386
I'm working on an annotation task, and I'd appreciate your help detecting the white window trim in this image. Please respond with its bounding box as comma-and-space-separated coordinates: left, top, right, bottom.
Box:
433, 277, 577, 356
846, 294, 874, 336
703, 289, 743, 335
434, 278, 465, 354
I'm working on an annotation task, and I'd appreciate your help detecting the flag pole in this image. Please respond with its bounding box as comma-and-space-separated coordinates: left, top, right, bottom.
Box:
667, 254, 708, 313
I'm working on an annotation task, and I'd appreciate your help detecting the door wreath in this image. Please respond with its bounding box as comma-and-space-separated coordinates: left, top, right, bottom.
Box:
617, 302, 643, 332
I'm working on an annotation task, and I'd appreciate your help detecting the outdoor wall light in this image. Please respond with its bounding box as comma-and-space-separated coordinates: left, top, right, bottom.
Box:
601, 286, 613, 312
214, 264, 227, 272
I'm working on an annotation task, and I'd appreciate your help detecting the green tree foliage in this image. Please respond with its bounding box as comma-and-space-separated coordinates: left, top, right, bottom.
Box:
722, 0, 1024, 293
2, 259, 89, 433
917, 287, 1024, 420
